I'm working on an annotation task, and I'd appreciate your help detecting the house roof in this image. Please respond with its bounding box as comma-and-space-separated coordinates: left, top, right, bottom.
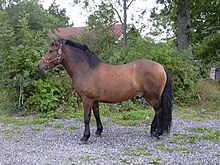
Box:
51, 24, 130, 39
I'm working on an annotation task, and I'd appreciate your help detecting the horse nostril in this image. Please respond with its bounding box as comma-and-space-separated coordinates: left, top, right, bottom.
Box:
37, 64, 41, 70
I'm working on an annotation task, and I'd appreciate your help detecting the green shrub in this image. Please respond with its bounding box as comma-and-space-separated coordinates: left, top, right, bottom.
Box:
23, 73, 73, 113
193, 32, 220, 77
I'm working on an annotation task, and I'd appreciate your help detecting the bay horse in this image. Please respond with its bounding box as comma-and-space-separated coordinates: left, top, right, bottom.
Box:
38, 38, 173, 143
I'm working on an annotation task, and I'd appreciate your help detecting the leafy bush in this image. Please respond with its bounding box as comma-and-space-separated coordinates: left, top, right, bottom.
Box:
23, 73, 77, 113
193, 32, 220, 77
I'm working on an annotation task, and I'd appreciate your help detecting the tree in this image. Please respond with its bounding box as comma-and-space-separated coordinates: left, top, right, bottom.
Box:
73, 2, 116, 57
150, 0, 220, 49
3, 0, 70, 37
73, 0, 147, 49
176, 0, 191, 50
0, 0, 71, 111
150, 0, 220, 76
47, 0, 70, 27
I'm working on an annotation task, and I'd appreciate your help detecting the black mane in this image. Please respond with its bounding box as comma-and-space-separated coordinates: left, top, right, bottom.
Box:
59, 39, 102, 68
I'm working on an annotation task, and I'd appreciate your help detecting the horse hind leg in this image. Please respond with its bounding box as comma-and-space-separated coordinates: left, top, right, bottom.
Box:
146, 96, 163, 139
92, 102, 103, 136
150, 115, 157, 136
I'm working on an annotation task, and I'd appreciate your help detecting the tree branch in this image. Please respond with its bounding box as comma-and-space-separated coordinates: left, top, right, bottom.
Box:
126, 0, 135, 9
108, 0, 123, 24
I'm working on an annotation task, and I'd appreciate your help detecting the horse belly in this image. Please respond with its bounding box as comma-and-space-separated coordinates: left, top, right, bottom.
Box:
97, 83, 142, 103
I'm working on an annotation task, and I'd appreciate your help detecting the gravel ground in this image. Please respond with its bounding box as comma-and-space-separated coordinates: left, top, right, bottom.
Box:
0, 116, 219, 165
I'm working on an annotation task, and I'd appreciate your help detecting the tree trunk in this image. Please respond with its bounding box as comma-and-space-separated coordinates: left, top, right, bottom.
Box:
177, 0, 191, 51
122, 0, 127, 49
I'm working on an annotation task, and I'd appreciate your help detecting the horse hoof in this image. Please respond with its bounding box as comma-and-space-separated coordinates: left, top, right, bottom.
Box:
79, 137, 88, 144
151, 132, 160, 140
95, 131, 102, 137
95, 133, 102, 137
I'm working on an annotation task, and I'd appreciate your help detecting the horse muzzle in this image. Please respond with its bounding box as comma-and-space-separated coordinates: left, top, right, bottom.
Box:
37, 63, 47, 75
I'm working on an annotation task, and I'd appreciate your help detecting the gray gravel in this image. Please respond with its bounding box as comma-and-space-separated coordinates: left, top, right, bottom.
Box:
0, 116, 219, 165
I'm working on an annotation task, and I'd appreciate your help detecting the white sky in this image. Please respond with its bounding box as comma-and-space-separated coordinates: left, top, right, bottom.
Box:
40, 0, 157, 27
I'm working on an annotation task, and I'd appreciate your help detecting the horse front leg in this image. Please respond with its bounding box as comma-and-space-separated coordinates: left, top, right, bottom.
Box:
80, 99, 93, 144
92, 102, 103, 136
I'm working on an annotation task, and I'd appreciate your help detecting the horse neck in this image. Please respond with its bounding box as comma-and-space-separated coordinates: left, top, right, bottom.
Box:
62, 46, 90, 81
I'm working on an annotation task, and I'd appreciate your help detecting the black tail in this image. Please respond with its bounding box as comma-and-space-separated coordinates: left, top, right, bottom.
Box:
161, 67, 173, 134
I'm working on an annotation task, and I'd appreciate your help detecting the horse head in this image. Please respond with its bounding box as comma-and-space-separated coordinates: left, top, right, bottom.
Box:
38, 38, 65, 74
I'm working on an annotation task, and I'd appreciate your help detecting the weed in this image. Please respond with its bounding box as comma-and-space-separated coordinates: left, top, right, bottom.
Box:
189, 127, 210, 133
188, 127, 220, 143
174, 147, 191, 153
176, 80, 220, 120
169, 132, 199, 145
150, 157, 162, 164
53, 122, 62, 129
3, 126, 23, 139
67, 125, 78, 131
80, 154, 93, 161
155, 143, 173, 153
32, 126, 42, 132
120, 157, 130, 163
110, 109, 153, 126
32, 117, 47, 125
0, 116, 34, 126
202, 130, 220, 143
124, 148, 152, 156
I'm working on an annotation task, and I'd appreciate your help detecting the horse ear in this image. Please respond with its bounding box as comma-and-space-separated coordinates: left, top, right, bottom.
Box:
52, 38, 59, 46
52, 38, 56, 45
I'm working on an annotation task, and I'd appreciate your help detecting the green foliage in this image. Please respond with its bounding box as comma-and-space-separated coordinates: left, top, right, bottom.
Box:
47, 0, 70, 26
0, 88, 18, 114
175, 80, 220, 121
103, 101, 154, 126
87, 2, 116, 27
24, 75, 70, 113
4, 0, 69, 33
0, 0, 71, 115
150, 0, 220, 74
70, 2, 116, 56
193, 32, 220, 76
151, 0, 220, 43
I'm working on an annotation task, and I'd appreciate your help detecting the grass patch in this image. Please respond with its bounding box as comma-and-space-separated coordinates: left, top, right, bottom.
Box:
102, 101, 153, 126
119, 157, 130, 163
0, 115, 35, 126
176, 80, 220, 120
2, 126, 23, 139
124, 147, 152, 156
155, 143, 173, 153
189, 127, 220, 143
189, 126, 210, 133
79, 154, 96, 161
53, 122, 62, 129
111, 109, 153, 126
169, 128, 220, 145
174, 147, 191, 153
169, 132, 200, 145
67, 125, 78, 131
150, 157, 162, 164
32, 126, 42, 133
